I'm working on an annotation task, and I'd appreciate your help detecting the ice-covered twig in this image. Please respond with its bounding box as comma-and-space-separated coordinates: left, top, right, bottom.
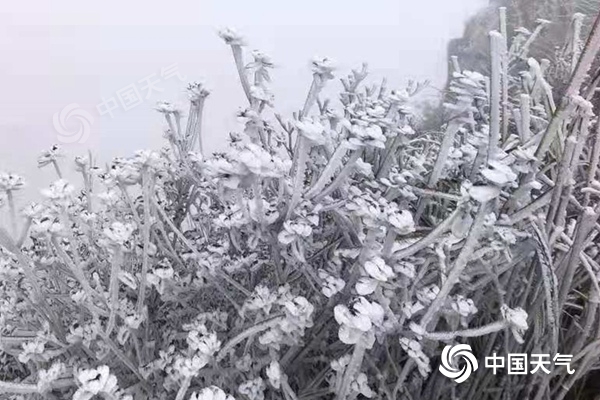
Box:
489, 31, 503, 161
537, 12, 600, 157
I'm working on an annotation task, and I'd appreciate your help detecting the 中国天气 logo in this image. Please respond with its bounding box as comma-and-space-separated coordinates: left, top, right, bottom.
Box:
439, 344, 479, 383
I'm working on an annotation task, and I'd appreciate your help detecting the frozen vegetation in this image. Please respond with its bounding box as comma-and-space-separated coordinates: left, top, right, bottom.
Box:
1, 8, 600, 400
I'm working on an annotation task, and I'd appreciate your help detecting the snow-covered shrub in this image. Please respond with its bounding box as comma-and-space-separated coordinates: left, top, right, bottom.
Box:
1, 9, 600, 400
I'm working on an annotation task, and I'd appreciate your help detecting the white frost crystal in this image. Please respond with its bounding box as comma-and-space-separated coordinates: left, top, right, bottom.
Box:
190, 386, 236, 400
501, 304, 529, 344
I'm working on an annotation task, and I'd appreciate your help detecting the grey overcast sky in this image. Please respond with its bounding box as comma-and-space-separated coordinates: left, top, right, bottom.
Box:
0, 0, 485, 202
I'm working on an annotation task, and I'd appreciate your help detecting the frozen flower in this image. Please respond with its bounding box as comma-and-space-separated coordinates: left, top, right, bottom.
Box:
325, 106, 343, 121
515, 27, 531, 35
387, 209, 415, 235
446, 146, 467, 173
248, 198, 279, 225
249, 85, 274, 106
188, 81, 211, 102
100, 158, 143, 187
31, 217, 64, 236
481, 159, 518, 187
354, 158, 373, 176
281, 296, 314, 333
381, 169, 408, 187
278, 220, 313, 244
399, 337, 431, 377
147, 266, 174, 295
311, 56, 335, 79
78, 210, 97, 224
364, 256, 394, 282
331, 354, 351, 372
67, 322, 99, 347
18, 338, 47, 363
243, 285, 278, 315
218, 27, 246, 46
73, 366, 119, 400
265, 361, 282, 389
124, 314, 143, 330
0, 172, 26, 191
336, 248, 361, 259
97, 189, 121, 206
446, 71, 487, 114
238, 378, 266, 400
103, 222, 135, 245
71, 290, 87, 304
348, 123, 386, 149
468, 185, 500, 203
37, 145, 64, 168
237, 108, 261, 123
295, 119, 327, 145
0, 257, 19, 278
37, 362, 66, 393
512, 146, 537, 174
235, 354, 252, 372
460, 142, 479, 163
190, 386, 236, 400
155, 101, 180, 114
318, 270, 346, 298
355, 277, 379, 296
237, 144, 290, 178
213, 207, 247, 229
399, 124, 416, 136
284, 296, 311, 317
248, 50, 274, 70
173, 354, 209, 378
105, 158, 142, 185
352, 297, 384, 325
258, 327, 284, 348
350, 373, 374, 398
495, 226, 518, 245
74, 155, 89, 172
203, 157, 248, 189
133, 150, 164, 171
334, 297, 384, 347
188, 151, 205, 166
393, 260, 416, 279
416, 285, 439, 305
501, 304, 529, 344
344, 190, 383, 226
402, 301, 425, 319
366, 105, 386, 118
451, 212, 474, 238
187, 331, 221, 357
41, 179, 74, 203
452, 295, 478, 327
389, 89, 410, 103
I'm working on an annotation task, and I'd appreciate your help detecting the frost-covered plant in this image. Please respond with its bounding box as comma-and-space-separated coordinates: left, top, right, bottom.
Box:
1, 10, 600, 400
